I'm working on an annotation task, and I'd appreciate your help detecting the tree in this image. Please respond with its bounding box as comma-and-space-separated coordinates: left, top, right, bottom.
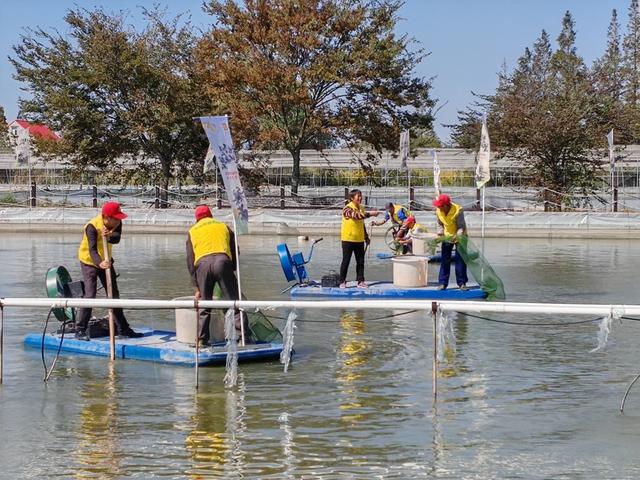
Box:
592, 10, 628, 140
0, 106, 9, 150
196, 0, 434, 194
623, 0, 640, 106
495, 14, 603, 209
10, 7, 209, 202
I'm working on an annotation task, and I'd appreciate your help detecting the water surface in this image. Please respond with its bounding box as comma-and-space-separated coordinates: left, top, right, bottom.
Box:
1, 232, 640, 478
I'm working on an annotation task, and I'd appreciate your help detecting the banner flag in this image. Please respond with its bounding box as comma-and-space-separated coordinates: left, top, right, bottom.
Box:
399, 130, 410, 171
431, 149, 441, 196
607, 129, 614, 167
198, 116, 249, 234
475, 119, 491, 188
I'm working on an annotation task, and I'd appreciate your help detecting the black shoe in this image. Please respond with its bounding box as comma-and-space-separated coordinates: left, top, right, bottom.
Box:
75, 330, 90, 341
120, 328, 144, 338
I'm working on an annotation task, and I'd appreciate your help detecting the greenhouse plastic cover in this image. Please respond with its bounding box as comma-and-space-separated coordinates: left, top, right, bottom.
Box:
1, 207, 640, 237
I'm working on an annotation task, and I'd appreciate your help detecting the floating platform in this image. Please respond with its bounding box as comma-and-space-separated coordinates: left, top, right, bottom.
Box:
24, 327, 283, 366
290, 281, 487, 300
376, 253, 442, 262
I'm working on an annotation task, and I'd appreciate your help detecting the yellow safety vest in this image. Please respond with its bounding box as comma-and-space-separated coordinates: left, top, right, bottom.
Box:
78, 215, 112, 267
436, 202, 462, 236
341, 201, 366, 242
391, 204, 412, 225
189, 217, 232, 265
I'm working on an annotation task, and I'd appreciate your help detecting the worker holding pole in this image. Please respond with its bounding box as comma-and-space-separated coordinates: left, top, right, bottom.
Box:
75, 201, 143, 341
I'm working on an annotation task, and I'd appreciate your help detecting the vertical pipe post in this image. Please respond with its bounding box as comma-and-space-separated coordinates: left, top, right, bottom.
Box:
280, 186, 285, 209
195, 301, 200, 389
543, 188, 549, 212
344, 187, 349, 205
614, 186, 618, 213
154, 186, 160, 209
475, 188, 481, 210
0, 305, 3, 384
30, 181, 36, 207
409, 187, 415, 210
431, 301, 438, 400
92, 185, 98, 208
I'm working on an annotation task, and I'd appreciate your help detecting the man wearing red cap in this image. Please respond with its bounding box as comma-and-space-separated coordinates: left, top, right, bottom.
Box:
75, 201, 143, 340
432, 194, 469, 291
186, 205, 245, 345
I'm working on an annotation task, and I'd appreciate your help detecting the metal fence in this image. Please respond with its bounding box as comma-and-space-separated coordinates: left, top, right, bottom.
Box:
1, 181, 637, 213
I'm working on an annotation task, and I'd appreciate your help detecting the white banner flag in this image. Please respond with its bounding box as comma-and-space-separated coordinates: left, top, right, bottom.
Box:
399, 130, 410, 171
198, 116, 249, 234
607, 129, 614, 167
475, 119, 491, 189
431, 149, 441, 196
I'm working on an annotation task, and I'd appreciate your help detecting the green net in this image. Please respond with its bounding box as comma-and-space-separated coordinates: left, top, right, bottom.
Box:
428, 235, 506, 301
213, 285, 283, 343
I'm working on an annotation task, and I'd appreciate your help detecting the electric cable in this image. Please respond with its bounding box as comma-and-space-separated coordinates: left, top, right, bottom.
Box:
41, 307, 70, 382
461, 312, 604, 326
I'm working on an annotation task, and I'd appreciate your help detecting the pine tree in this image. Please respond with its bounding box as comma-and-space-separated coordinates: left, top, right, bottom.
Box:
623, 0, 640, 106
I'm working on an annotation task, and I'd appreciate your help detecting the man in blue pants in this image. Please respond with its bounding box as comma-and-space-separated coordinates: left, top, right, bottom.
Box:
433, 194, 469, 291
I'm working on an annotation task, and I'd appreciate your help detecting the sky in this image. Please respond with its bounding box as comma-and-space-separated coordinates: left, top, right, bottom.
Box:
0, 0, 633, 142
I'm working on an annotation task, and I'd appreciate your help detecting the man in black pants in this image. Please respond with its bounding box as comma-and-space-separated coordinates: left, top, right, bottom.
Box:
75, 201, 143, 340
339, 189, 379, 288
186, 205, 247, 345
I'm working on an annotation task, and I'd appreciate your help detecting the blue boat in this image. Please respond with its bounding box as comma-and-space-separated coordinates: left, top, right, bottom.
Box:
25, 328, 283, 366
290, 281, 487, 300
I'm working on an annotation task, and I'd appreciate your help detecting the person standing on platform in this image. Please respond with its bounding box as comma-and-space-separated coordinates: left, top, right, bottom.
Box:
433, 194, 469, 291
75, 201, 143, 340
186, 205, 245, 345
339, 189, 379, 288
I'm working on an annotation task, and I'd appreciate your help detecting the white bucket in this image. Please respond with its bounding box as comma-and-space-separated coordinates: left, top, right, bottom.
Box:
412, 232, 437, 255
391, 256, 428, 287
173, 296, 225, 344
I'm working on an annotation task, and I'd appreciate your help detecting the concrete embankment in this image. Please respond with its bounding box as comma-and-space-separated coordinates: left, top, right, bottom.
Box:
0, 207, 639, 239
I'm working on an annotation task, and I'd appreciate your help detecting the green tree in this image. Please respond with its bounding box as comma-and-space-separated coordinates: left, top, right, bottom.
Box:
197, 0, 434, 194
10, 7, 208, 202
0, 106, 9, 150
623, 0, 640, 107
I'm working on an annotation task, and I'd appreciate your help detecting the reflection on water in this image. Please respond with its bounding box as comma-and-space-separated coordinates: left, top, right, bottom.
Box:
337, 310, 370, 423
75, 363, 122, 479
3, 234, 640, 477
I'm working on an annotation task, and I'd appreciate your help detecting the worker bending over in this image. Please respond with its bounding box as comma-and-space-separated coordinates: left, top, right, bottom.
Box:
433, 194, 469, 291
186, 205, 246, 345
76, 201, 143, 340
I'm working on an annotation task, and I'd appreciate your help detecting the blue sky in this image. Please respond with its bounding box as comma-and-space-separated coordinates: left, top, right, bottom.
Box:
0, 0, 632, 142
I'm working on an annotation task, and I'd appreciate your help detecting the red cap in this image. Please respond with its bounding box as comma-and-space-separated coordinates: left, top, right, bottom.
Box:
432, 194, 451, 208
195, 205, 212, 221
101, 201, 127, 220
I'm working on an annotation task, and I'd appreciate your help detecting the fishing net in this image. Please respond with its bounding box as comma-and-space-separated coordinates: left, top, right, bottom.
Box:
428, 235, 506, 301
213, 285, 283, 343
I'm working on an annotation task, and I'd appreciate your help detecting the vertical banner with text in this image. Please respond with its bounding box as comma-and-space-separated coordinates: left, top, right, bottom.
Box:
475, 119, 491, 189
399, 130, 410, 171
199, 116, 249, 234
431, 149, 441, 196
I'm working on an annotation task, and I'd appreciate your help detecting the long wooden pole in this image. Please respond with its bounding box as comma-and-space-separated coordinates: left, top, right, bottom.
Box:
195, 300, 200, 390
101, 234, 117, 361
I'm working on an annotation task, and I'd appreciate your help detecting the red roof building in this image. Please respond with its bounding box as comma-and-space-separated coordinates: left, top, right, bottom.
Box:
9, 120, 60, 141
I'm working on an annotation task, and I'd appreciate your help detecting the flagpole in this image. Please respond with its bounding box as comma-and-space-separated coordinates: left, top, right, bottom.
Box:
231, 214, 245, 347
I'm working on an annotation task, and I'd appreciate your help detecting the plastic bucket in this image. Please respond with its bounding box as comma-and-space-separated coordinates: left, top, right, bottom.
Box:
173, 296, 225, 344
411, 232, 437, 255
391, 256, 428, 287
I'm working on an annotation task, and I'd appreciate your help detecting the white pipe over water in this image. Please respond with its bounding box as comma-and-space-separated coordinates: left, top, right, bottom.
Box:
2, 298, 640, 316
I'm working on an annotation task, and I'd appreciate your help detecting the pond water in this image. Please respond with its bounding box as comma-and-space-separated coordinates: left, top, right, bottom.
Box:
1, 231, 640, 478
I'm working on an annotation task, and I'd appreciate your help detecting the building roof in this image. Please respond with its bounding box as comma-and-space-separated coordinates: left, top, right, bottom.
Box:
12, 120, 60, 141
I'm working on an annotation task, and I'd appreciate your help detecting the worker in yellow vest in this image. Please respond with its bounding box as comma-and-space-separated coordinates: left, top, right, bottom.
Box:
339, 189, 379, 288
76, 201, 143, 340
186, 205, 244, 345
433, 194, 469, 291
372, 202, 417, 253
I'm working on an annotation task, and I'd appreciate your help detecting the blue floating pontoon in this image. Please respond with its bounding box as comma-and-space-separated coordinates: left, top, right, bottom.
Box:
290, 281, 487, 300
25, 328, 283, 366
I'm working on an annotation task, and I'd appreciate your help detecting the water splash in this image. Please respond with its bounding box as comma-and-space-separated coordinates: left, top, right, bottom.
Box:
436, 309, 456, 362
224, 308, 238, 388
590, 307, 624, 353
280, 310, 297, 373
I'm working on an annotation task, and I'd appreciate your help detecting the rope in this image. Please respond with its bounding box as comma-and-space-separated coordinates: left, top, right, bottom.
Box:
263, 309, 420, 323
458, 312, 604, 326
